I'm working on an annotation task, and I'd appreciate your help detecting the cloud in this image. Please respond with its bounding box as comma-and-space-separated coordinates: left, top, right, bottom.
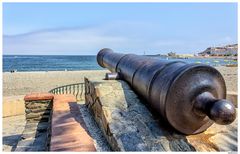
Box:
3, 21, 237, 55
4, 21, 185, 55
3, 25, 131, 55
3, 21, 161, 55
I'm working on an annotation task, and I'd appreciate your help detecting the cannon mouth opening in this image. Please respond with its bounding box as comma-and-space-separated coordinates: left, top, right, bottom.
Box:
97, 48, 114, 68
164, 64, 227, 135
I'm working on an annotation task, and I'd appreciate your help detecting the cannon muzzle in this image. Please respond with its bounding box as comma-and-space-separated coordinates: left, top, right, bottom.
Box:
97, 48, 236, 135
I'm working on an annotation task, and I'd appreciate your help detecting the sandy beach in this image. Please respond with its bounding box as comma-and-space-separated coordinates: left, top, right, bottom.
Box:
3, 70, 109, 96
3, 66, 237, 97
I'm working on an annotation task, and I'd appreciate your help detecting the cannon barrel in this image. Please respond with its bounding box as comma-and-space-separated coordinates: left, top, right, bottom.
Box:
97, 48, 236, 135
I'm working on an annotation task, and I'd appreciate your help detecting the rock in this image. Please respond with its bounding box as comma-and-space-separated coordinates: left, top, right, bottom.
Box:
119, 132, 148, 151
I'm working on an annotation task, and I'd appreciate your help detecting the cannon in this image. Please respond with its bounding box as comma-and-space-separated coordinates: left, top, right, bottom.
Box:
97, 48, 236, 135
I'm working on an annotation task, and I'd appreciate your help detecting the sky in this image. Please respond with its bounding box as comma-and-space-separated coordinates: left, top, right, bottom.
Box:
3, 2, 238, 55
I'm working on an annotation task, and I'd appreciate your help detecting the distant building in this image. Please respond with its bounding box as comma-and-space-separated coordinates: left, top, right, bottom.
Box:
167, 52, 176, 57
198, 44, 238, 56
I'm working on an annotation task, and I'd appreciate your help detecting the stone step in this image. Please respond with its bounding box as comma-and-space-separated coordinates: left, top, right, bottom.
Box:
50, 94, 96, 152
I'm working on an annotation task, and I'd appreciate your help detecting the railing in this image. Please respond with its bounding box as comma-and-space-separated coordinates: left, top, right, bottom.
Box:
49, 83, 85, 101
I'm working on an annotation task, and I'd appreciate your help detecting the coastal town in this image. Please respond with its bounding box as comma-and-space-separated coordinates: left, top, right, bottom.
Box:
198, 44, 238, 57
148, 44, 238, 61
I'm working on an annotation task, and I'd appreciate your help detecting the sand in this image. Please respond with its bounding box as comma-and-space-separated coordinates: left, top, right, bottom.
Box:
215, 66, 237, 92
2, 66, 237, 97
3, 70, 109, 96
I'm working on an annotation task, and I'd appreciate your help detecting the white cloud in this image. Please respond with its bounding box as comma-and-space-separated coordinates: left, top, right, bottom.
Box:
3, 26, 131, 55
3, 21, 237, 55
3, 21, 160, 55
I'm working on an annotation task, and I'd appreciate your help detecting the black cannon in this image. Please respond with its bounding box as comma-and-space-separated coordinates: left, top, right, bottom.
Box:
97, 48, 236, 135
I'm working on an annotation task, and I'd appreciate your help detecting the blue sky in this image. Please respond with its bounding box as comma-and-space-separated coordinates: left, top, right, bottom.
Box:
3, 3, 237, 55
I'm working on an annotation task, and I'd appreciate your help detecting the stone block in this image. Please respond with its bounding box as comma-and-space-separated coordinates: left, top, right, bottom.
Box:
22, 131, 39, 139
17, 139, 35, 147
25, 102, 51, 110
24, 93, 54, 101
26, 114, 50, 121
31, 108, 51, 113
28, 122, 49, 131
84, 77, 238, 152
26, 111, 50, 117
119, 132, 148, 151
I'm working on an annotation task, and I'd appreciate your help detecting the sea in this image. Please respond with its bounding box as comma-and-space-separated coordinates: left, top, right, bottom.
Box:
3, 55, 237, 72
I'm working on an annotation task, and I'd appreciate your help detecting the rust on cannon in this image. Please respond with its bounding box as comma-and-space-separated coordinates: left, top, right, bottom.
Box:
96, 48, 236, 135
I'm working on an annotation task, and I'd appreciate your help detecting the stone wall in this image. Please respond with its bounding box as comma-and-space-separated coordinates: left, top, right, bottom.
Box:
84, 77, 238, 152
84, 78, 195, 151
15, 93, 54, 151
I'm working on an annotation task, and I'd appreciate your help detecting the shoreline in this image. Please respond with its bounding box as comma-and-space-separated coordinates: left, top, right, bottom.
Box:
3, 56, 237, 73
3, 69, 106, 74
2, 64, 238, 74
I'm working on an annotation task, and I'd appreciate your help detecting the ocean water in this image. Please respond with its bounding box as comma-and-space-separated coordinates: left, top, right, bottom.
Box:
3, 55, 237, 72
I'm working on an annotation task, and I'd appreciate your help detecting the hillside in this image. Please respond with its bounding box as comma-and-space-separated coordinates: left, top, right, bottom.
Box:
198, 44, 238, 56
